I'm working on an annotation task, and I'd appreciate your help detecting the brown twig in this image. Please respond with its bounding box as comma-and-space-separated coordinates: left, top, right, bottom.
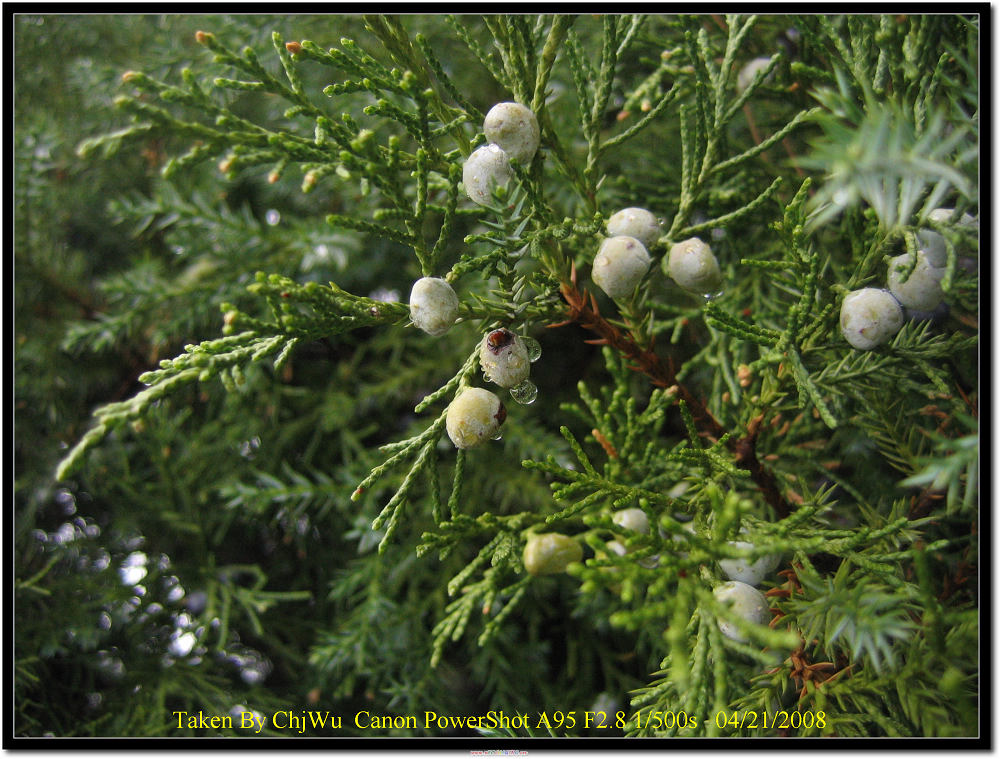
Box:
591, 428, 619, 459
732, 414, 794, 519
767, 565, 852, 704
786, 642, 849, 703
551, 265, 796, 518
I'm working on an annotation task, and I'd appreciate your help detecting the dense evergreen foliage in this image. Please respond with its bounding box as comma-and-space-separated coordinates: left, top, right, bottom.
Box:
14, 14, 981, 740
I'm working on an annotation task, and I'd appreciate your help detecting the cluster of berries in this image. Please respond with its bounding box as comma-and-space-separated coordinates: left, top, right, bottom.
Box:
408, 279, 523, 449
445, 328, 536, 450
406, 104, 548, 452
840, 208, 974, 350
713, 529, 780, 643
592, 207, 723, 301
606, 510, 779, 644
522, 507, 780, 647
462, 102, 540, 205
407, 284, 532, 450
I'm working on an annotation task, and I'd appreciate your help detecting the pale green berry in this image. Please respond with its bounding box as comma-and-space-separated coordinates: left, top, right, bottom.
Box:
736, 56, 775, 93
483, 102, 540, 163
888, 251, 945, 311
605, 540, 628, 558
463, 144, 512, 206
719, 540, 781, 587
714, 580, 770, 643
666, 237, 722, 294
839, 288, 904, 350
612, 508, 649, 534
523, 532, 583, 576
598, 540, 631, 577
607, 207, 661, 250
409, 277, 459, 336
592, 236, 651, 299
480, 328, 530, 388
916, 232, 947, 268
446, 388, 506, 449
927, 207, 977, 226
917, 208, 978, 267
597, 540, 660, 572
610, 509, 657, 567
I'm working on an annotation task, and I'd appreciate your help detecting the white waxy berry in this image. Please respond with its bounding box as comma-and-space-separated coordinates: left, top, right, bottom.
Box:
917, 208, 978, 267
713, 580, 770, 643
927, 207, 977, 227
736, 56, 775, 93
409, 277, 459, 336
592, 236, 651, 299
605, 540, 628, 558
607, 207, 661, 250
612, 508, 658, 568
839, 288, 904, 350
719, 540, 781, 587
612, 508, 649, 535
887, 251, 945, 312
523, 532, 583, 576
915, 232, 946, 268
483, 102, 540, 164
446, 388, 506, 449
480, 329, 530, 388
666, 237, 722, 294
463, 144, 512, 206
480, 328, 530, 388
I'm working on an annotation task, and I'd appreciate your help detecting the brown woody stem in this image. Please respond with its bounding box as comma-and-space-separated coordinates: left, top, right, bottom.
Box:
552, 268, 794, 519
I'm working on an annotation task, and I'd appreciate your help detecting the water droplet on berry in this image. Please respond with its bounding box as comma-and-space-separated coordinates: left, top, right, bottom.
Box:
522, 336, 542, 362
510, 379, 538, 405
702, 289, 724, 301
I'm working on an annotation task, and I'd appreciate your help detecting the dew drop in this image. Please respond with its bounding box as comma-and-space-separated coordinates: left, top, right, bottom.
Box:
265, 209, 281, 226
702, 289, 724, 301
510, 379, 538, 405
55, 488, 76, 515
168, 631, 197, 658
491, 431, 503, 441
119, 551, 148, 586
522, 336, 542, 362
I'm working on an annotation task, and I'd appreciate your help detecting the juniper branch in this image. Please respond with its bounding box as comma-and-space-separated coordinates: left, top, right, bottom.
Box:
552, 265, 796, 518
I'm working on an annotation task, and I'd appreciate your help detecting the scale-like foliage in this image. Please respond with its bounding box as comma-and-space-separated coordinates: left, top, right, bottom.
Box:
16, 12, 980, 741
